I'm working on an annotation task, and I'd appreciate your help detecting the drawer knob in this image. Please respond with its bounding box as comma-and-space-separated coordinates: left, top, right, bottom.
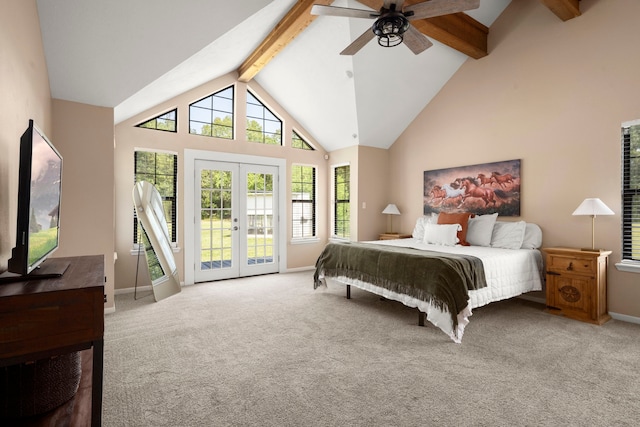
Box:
567, 262, 573, 271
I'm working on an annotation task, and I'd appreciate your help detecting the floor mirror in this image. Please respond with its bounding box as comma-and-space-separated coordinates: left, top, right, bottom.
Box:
132, 181, 181, 301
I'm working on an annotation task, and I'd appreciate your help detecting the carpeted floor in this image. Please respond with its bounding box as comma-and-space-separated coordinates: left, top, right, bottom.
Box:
103, 271, 640, 426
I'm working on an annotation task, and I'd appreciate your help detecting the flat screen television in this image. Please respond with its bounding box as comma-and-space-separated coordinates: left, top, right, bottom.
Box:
6, 119, 66, 279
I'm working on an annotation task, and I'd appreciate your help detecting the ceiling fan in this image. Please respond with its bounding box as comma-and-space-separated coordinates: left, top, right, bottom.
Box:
311, 0, 480, 55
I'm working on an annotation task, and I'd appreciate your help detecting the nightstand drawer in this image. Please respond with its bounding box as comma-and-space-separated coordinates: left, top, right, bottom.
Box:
547, 255, 594, 275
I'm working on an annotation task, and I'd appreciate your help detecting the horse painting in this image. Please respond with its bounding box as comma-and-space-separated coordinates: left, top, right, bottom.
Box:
477, 173, 494, 186
429, 183, 465, 207
458, 177, 497, 207
491, 171, 514, 188
423, 159, 520, 216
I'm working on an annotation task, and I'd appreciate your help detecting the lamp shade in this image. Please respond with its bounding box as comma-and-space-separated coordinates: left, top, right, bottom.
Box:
382, 204, 401, 215
572, 198, 614, 216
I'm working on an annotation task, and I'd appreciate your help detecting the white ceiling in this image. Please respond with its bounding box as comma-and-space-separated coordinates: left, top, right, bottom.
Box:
36, 0, 512, 152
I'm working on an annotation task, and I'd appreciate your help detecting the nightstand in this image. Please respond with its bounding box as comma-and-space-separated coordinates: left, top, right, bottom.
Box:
379, 233, 412, 240
543, 247, 612, 324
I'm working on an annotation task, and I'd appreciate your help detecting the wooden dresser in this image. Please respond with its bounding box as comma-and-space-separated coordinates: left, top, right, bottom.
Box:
0, 255, 105, 426
543, 247, 611, 324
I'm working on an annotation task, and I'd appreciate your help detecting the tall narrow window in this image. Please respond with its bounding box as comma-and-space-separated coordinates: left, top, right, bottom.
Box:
292, 165, 316, 239
292, 130, 314, 150
334, 165, 350, 239
136, 109, 177, 132
134, 151, 178, 244
189, 86, 234, 139
246, 91, 282, 145
622, 122, 640, 261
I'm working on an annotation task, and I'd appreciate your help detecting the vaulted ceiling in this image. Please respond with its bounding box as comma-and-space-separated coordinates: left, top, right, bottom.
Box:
36, 0, 580, 152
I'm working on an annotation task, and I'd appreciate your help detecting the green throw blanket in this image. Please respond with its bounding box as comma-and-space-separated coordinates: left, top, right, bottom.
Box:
314, 242, 487, 331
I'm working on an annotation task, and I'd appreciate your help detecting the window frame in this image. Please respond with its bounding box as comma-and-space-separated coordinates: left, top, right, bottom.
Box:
291, 129, 315, 150
189, 85, 235, 139
246, 89, 283, 145
332, 163, 350, 240
620, 119, 640, 271
135, 109, 177, 132
133, 149, 179, 249
291, 164, 317, 242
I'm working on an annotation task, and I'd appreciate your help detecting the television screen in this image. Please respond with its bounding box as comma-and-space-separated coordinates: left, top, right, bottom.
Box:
7, 120, 63, 276
27, 126, 62, 268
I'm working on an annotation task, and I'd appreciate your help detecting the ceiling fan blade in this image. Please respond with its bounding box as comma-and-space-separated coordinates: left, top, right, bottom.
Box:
340, 29, 376, 56
311, 5, 378, 20
403, 25, 433, 55
405, 0, 480, 20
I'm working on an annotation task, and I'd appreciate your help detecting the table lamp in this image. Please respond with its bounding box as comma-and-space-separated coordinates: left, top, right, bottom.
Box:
572, 198, 614, 252
382, 204, 401, 233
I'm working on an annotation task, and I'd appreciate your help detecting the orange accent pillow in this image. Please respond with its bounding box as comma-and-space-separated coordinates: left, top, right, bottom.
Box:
437, 212, 474, 246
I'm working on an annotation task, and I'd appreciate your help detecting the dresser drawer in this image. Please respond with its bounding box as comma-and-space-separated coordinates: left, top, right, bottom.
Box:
547, 254, 594, 275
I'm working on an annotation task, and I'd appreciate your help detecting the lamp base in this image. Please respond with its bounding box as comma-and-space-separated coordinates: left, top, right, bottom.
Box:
580, 247, 607, 253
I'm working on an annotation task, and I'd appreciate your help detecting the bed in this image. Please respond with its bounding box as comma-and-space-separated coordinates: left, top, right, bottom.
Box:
314, 213, 544, 343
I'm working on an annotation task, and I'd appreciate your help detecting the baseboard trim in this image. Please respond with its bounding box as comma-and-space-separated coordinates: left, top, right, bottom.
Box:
609, 311, 640, 325
115, 285, 152, 295
285, 266, 315, 273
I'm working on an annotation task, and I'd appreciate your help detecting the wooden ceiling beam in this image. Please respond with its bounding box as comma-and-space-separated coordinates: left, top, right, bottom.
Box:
539, 0, 581, 21
357, 0, 488, 59
411, 13, 488, 59
237, 0, 333, 83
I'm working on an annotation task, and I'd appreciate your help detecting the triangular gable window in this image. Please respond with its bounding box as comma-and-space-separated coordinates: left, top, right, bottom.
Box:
189, 86, 234, 139
292, 130, 314, 150
246, 90, 282, 145
136, 109, 177, 132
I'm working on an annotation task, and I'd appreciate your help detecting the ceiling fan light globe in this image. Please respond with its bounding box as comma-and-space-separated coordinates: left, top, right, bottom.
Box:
372, 13, 410, 42
377, 34, 403, 47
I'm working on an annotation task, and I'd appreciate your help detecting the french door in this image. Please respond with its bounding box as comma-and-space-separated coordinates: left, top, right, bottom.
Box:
194, 160, 279, 283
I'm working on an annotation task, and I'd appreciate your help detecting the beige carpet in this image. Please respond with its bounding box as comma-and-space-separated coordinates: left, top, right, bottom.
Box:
104, 271, 640, 426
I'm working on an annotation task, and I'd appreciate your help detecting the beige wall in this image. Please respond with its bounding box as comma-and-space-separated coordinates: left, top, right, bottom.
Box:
1, 2, 115, 310
388, 0, 640, 318
114, 74, 329, 289
52, 100, 116, 310
357, 146, 390, 241
0, 0, 52, 269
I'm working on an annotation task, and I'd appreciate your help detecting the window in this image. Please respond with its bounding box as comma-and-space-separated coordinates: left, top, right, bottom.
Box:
189, 86, 234, 139
292, 130, 314, 150
622, 122, 640, 262
333, 165, 350, 239
134, 151, 178, 244
246, 91, 282, 145
136, 109, 177, 132
292, 165, 316, 239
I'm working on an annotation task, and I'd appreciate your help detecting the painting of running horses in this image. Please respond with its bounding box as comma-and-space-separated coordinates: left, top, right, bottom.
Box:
423, 159, 521, 216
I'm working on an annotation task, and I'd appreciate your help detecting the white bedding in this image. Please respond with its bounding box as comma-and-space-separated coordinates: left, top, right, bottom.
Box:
322, 238, 544, 343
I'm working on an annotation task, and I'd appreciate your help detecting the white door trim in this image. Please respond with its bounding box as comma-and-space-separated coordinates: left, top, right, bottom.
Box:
184, 149, 287, 285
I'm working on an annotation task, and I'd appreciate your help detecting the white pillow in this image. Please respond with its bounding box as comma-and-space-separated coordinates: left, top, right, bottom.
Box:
466, 213, 498, 247
491, 221, 526, 249
423, 223, 461, 246
521, 223, 543, 249
412, 213, 439, 240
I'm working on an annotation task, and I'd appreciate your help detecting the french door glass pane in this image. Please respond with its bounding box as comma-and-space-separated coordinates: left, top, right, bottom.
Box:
200, 169, 233, 270
246, 172, 274, 265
